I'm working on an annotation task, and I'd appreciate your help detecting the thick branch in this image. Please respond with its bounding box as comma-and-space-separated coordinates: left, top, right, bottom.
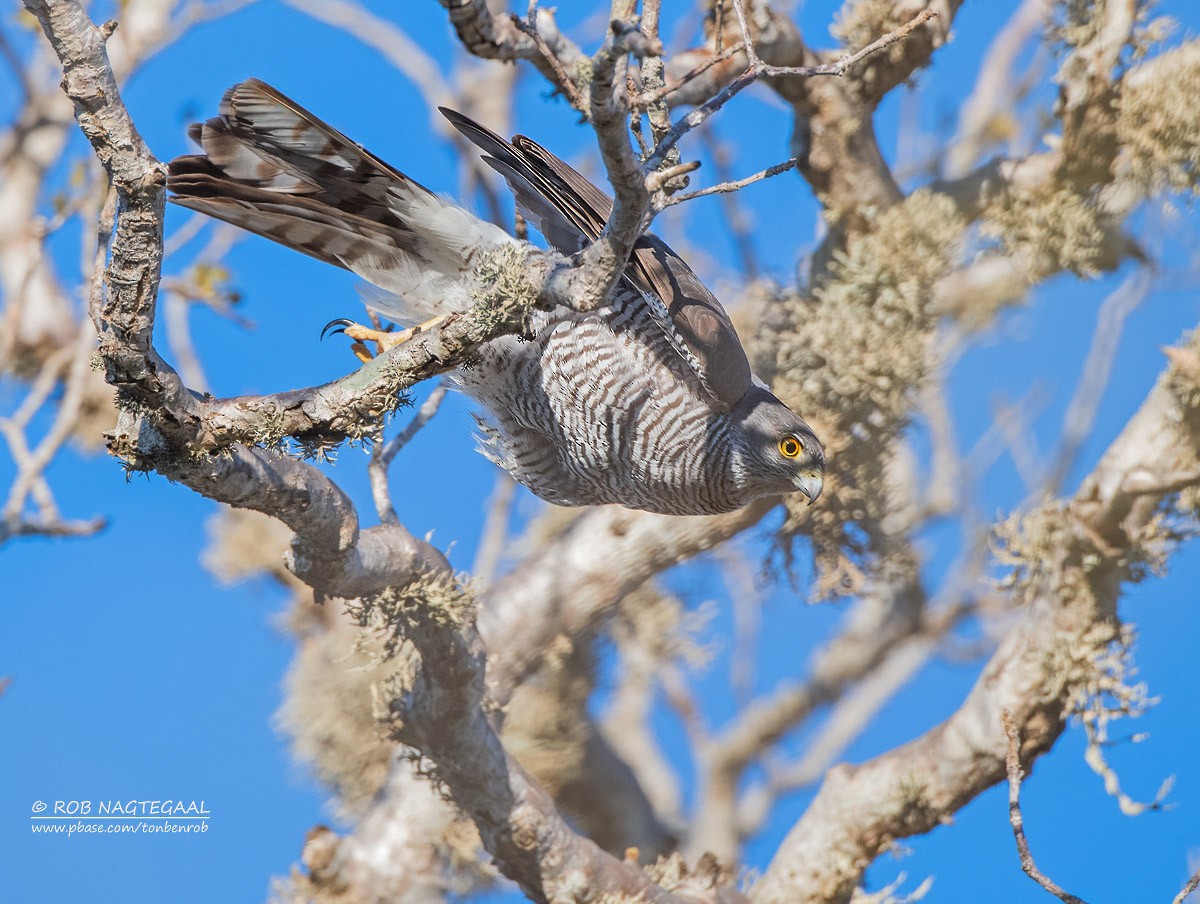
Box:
380, 598, 702, 904
752, 332, 1200, 903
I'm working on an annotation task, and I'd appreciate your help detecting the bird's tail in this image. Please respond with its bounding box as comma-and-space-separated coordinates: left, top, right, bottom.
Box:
167, 79, 515, 324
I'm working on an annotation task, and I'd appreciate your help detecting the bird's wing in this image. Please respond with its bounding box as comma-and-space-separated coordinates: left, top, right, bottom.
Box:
442, 109, 752, 413
168, 80, 512, 314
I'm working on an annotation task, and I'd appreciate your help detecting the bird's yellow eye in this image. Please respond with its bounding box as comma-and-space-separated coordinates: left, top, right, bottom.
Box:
779, 435, 803, 458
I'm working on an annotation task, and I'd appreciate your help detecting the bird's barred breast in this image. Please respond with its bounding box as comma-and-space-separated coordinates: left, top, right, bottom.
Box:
456, 305, 746, 515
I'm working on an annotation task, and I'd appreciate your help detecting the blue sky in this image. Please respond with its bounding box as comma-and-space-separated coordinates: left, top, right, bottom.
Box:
3, 2, 1200, 902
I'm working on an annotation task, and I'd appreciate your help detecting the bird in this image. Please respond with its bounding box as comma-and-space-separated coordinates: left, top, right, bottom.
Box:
166, 79, 825, 516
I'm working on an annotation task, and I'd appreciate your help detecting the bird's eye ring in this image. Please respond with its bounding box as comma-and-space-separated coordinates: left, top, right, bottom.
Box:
779, 435, 804, 458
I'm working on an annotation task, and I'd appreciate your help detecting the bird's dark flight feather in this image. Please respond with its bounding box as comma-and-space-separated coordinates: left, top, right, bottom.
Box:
440, 108, 752, 413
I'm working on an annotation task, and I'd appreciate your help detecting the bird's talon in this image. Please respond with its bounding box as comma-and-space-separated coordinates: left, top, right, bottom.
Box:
320, 318, 402, 358
326, 316, 446, 357
320, 318, 354, 341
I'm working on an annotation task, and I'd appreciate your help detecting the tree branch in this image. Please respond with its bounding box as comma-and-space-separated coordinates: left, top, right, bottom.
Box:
1004, 710, 1089, 904
1176, 868, 1200, 904
643, 9, 938, 173
437, 0, 585, 106
752, 326, 1200, 903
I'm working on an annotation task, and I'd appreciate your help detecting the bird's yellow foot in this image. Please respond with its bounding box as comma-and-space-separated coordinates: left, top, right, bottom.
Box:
321, 316, 443, 362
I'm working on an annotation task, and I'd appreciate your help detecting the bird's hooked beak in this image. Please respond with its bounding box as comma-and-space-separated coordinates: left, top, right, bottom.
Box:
794, 470, 824, 505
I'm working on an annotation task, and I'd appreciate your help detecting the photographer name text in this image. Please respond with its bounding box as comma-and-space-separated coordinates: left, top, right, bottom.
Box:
32, 799, 209, 817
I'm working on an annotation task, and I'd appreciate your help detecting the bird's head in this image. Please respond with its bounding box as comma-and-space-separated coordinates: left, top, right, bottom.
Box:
730, 383, 826, 504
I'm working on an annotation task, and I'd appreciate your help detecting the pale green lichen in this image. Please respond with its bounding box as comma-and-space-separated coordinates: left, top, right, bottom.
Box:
981, 183, 1110, 279
593, 852, 736, 903
829, 0, 932, 97
348, 574, 477, 664
991, 503, 1083, 605
279, 572, 483, 847
267, 870, 349, 904
984, 523, 1166, 821
831, 0, 900, 52
772, 190, 965, 596
1054, 0, 1116, 50
278, 627, 394, 821
573, 56, 594, 86
1067, 625, 1170, 816
1053, 0, 1172, 59
1117, 39, 1200, 197
471, 243, 540, 333
780, 190, 965, 432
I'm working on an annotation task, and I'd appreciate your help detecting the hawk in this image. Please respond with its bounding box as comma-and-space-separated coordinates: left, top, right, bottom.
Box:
167, 80, 825, 515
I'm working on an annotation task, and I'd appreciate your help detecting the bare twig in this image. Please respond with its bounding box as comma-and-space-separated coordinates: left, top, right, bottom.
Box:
439, 0, 586, 108
634, 0, 675, 175
643, 10, 937, 170
1003, 710, 1088, 904
1, 320, 100, 539
720, 546, 762, 707
656, 157, 797, 209
0, 27, 33, 101
603, 602, 686, 831
1175, 867, 1200, 904
993, 393, 1047, 492
774, 8, 941, 76
660, 658, 709, 749
915, 364, 965, 518
156, 0, 259, 53
696, 129, 761, 278
1120, 469, 1200, 498
0, 512, 104, 543
633, 41, 746, 109
512, 9, 586, 112
162, 209, 208, 256
369, 382, 448, 526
